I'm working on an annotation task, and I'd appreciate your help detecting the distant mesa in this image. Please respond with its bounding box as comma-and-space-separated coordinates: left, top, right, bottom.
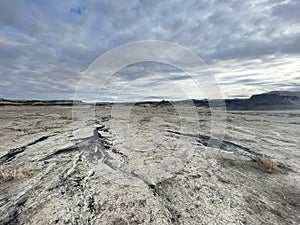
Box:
0, 91, 300, 110
225, 91, 300, 110
136, 91, 300, 110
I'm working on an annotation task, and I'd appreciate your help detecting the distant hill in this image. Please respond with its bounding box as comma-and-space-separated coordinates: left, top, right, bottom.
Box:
0, 98, 82, 106
136, 91, 300, 110
225, 91, 300, 110
1, 91, 300, 110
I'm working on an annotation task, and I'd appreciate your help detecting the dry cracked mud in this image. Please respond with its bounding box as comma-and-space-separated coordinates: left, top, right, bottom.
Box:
0, 105, 299, 224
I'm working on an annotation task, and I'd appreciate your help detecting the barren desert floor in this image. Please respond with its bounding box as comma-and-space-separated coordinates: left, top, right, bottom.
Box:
0, 105, 299, 224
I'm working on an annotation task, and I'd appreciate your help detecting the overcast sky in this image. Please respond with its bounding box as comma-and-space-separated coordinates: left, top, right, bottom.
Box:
0, 0, 299, 101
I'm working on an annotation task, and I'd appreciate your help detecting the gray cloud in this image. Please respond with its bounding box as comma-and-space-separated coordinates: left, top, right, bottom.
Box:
0, 0, 299, 100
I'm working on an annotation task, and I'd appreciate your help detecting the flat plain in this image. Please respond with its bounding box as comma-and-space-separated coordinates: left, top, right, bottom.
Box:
0, 105, 299, 224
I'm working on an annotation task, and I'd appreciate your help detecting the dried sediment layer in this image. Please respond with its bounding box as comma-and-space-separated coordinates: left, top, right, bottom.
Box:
0, 105, 299, 224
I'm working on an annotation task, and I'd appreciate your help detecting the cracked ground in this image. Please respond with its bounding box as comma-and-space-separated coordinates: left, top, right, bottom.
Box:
0, 105, 299, 224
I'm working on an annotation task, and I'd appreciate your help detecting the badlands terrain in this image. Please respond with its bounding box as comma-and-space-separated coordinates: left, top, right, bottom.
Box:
0, 98, 299, 224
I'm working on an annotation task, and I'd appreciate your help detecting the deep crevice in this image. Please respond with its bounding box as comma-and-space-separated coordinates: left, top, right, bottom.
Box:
0, 135, 50, 164
42, 145, 79, 160
167, 130, 264, 160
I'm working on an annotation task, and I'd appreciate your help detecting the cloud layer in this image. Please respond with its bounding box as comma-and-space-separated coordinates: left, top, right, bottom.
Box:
0, 0, 299, 100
